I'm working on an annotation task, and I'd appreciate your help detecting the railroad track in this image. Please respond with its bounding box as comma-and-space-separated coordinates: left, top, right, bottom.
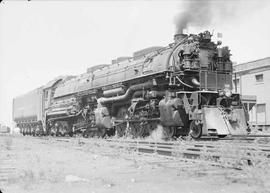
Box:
105, 138, 270, 167
0, 133, 269, 193
34, 134, 270, 170
0, 136, 17, 187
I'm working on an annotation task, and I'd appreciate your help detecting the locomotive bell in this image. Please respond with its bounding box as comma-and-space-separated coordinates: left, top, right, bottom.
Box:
174, 33, 188, 44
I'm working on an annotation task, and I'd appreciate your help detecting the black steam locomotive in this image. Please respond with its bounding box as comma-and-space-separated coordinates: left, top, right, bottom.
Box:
13, 31, 248, 139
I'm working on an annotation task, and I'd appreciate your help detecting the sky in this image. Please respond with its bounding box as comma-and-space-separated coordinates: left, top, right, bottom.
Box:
0, 0, 270, 127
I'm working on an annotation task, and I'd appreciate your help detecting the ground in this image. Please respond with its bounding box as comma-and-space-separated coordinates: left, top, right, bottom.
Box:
0, 135, 269, 193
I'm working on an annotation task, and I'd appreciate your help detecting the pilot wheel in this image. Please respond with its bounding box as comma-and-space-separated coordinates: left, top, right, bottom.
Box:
189, 120, 202, 139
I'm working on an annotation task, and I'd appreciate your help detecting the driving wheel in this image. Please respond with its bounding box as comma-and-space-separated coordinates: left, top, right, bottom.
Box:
115, 106, 128, 137
130, 122, 144, 138
163, 127, 176, 139
116, 122, 127, 137
96, 127, 106, 138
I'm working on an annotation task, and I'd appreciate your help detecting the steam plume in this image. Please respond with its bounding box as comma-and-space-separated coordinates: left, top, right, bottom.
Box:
174, 0, 259, 34
174, 1, 212, 33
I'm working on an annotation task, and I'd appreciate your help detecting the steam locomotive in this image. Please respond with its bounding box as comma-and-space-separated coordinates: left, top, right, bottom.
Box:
13, 31, 249, 139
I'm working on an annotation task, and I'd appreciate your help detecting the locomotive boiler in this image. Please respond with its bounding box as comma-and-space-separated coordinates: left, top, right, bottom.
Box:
13, 31, 249, 139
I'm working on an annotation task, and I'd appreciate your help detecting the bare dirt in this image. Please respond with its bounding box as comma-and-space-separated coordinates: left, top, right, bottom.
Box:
0, 134, 269, 193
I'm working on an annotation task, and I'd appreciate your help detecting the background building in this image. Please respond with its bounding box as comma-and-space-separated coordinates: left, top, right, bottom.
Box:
233, 57, 270, 130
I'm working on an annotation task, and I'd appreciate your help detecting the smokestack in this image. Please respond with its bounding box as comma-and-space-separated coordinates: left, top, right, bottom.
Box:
174, 33, 188, 44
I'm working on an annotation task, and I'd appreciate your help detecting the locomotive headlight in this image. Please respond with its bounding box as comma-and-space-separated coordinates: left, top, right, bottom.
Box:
224, 89, 232, 98
224, 84, 232, 98
218, 90, 224, 96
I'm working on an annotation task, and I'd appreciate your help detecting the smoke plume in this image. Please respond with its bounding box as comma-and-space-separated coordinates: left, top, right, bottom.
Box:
174, 0, 260, 34
174, 1, 212, 33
